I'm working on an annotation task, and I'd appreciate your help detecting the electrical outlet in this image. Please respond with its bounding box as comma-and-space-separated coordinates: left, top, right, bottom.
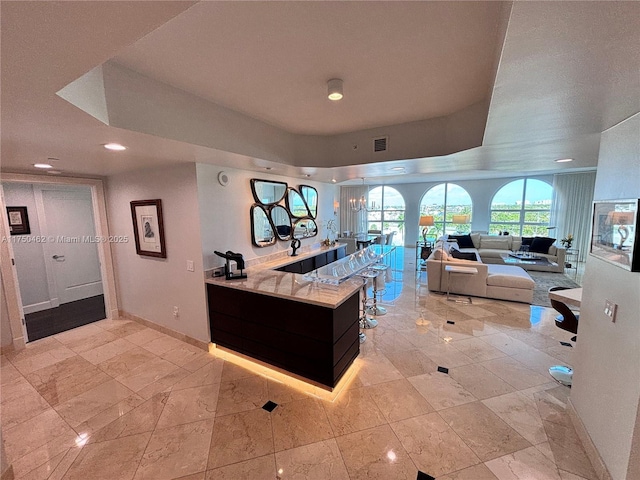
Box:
186, 260, 194, 272
173, 306, 179, 318
604, 299, 617, 322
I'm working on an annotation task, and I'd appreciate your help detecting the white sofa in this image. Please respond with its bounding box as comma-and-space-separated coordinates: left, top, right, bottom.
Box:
447, 233, 566, 273
426, 242, 535, 303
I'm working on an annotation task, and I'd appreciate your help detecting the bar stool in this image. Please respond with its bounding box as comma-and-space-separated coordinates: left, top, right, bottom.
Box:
366, 264, 388, 316
357, 270, 378, 331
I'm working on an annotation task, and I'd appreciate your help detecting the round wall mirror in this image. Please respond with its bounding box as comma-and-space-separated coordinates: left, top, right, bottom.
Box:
292, 218, 318, 239
300, 185, 318, 219
270, 205, 292, 241
250, 179, 288, 205
250, 204, 276, 247
286, 188, 311, 218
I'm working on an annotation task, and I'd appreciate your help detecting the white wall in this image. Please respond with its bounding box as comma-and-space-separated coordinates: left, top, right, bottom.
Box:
106, 163, 209, 342
571, 113, 640, 480
1, 183, 50, 309
196, 164, 339, 270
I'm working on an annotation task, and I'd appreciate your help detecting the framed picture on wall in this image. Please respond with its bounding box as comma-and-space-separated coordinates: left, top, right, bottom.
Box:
130, 199, 166, 258
6, 206, 30, 235
590, 199, 639, 271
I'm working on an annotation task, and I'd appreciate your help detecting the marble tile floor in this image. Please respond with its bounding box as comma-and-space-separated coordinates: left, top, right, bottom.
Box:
1, 251, 598, 480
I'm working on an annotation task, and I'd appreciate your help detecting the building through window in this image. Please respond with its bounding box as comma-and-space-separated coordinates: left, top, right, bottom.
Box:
367, 186, 405, 245
419, 183, 473, 238
490, 179, 553, 236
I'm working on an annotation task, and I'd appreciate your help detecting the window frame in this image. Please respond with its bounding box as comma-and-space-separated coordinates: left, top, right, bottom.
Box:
367, 186, 405, 245
489, 178, 553, 236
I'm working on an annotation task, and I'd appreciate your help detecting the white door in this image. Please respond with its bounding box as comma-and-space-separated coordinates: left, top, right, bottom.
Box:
39, 187, 103, 305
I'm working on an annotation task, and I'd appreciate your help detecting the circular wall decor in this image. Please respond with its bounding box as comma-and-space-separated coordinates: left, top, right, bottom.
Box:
218, 171, 229, 186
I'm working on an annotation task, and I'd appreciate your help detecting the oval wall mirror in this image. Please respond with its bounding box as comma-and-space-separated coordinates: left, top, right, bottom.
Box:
300, 185, 318, 219
270, 205, 292, 241
286, 188, 311, 218
250, 179, 288, 206
292, 218, 318, 240
250, 204, 276, 247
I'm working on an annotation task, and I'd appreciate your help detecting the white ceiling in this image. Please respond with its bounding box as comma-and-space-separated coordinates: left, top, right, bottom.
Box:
1, 1, 638, 184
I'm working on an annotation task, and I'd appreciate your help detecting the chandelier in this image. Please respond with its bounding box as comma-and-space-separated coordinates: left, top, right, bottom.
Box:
350, 178, 370, 212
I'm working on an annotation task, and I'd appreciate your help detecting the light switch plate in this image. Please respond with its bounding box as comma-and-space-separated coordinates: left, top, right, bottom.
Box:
604, 299, 617, 322
187, 260, 194, 272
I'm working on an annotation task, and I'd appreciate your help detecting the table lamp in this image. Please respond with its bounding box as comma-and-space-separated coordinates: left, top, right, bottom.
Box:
419, 215, 434, 243
452, 214, 470, 233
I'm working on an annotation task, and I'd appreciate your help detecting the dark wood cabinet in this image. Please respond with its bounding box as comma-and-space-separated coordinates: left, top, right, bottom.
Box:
275, 245, 346, 275
207, 282, 359, 388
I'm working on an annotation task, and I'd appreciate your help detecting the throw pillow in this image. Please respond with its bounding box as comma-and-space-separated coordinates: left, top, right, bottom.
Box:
450, 250, 477, 261
530, 237, 556, 254
448, 234, 474, 249
521, 236, 534, 246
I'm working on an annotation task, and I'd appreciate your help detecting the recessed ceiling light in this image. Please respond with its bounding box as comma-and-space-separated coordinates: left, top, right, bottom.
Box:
391, 167, 405, 171
265, 167, 273, 171
327, 79, 343, 101
331, 178, 337, 183
33, 163, 53, 169
46, 170, 63, 175
305, 174, 311, 178
555, 158, 573, 163
103, 143, 127, 151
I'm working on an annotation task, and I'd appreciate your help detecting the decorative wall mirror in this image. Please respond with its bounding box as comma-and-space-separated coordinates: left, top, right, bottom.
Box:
286, 188, 311, 218
270, 205, 292, 241
300, 185, 318, 219
292, 218, 318, 239
250, 204, 276, 247
250, 179, 288, 206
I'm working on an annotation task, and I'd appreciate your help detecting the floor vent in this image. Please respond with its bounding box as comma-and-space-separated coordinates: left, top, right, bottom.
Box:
373, 136, 388, 153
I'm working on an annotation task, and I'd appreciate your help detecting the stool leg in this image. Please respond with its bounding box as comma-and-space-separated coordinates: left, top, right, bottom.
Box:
365, 275, 387, 316
360, 280, 378, 329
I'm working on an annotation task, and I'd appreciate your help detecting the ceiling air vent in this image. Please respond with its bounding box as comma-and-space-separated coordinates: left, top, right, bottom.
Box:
373, 136, 388, 153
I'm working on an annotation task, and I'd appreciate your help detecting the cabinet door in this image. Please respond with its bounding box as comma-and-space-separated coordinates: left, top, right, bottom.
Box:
314, 252, 328, 269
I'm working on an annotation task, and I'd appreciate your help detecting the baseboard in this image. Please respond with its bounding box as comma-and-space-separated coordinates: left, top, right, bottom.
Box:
118, 310, 208, 351
567, 398, 613, 480
0, 342, 15, 355
22, 300, 54, 314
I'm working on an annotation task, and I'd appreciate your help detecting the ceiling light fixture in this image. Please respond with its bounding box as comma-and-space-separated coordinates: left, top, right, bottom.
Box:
327, 78, 343, 101
33, 163, 53, 169
555, 158, 573, 163
331, 178, 337, 183
103, 143, 127, 151
391, 167, 405, 171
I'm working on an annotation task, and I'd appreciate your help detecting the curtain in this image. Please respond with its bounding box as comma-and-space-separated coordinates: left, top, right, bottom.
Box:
550, 172, 596, 261
339, 186, 368, 235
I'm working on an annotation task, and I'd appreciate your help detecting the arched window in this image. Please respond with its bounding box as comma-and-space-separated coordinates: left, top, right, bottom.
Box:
490, 179, 553, 236
419, 183, 473, 238
367, 186, 405, 245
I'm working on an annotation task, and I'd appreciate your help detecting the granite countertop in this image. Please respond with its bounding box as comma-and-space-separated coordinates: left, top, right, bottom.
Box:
205, 243, 362, 309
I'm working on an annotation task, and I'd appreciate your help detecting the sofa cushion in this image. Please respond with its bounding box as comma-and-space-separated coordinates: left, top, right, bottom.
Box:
530, 237, 556, 254
480, 236, 511, 250
448, 234, 475, 248
486, 265, 535, 289
432, 248, 449, 260
470, 232, 481, 248
478, 248, 507, 259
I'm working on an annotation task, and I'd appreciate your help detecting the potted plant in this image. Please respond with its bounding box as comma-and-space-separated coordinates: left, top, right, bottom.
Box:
561, 234, 574, 249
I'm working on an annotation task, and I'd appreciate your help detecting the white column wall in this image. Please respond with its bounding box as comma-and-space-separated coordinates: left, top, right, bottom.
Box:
570, 113, 640, 480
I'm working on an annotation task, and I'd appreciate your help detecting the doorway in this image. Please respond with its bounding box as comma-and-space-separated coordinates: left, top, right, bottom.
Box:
2, 182, 106, 341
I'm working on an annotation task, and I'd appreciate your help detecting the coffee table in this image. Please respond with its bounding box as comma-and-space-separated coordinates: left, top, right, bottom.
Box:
500, 253, 558, 267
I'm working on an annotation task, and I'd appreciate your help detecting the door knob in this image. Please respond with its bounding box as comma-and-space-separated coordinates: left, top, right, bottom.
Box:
52, 255, 65, 260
